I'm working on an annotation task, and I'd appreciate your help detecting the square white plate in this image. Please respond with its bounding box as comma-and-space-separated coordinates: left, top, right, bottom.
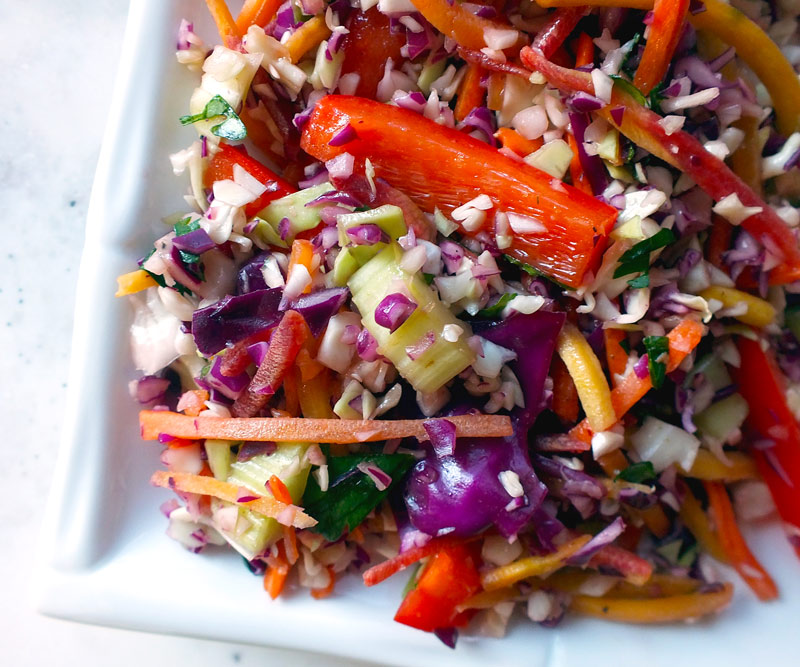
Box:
36, 1, 800, 664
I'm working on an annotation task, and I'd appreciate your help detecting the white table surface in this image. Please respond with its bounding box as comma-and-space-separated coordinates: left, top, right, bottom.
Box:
0, 2, 364, 664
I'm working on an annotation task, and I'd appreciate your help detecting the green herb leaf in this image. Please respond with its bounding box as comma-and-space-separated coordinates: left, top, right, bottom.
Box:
422, 272, 435, 285
476, 292, 517, 318
619, 338, 631, 355
174, 217, 200, 236
139, 248, 192, 295
503, 255, 571, 291
613, 228, 676, 279
627, 274, 650, 289
610, 74, 647, 107
179, 94, 247, 141
302, 453, 416, 541
643, 335, 670, 389
615, 461, 656, 484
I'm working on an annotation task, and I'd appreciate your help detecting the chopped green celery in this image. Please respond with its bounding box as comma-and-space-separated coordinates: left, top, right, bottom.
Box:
223, 442, 311, 559
348, 244, 476, 393
332, 205, 408, 285
337, 205, 407, 247
205, 439, 235, 480
258, 183, 333, 240
694, 393, 749, 443
786, 305, 800, 343
417, 58, 448, 95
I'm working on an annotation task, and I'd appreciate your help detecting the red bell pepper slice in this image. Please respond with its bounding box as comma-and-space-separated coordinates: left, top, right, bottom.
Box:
300, 95, 618, 288
393, 543, 481, 632
339, 8, 407, 100
633, 0, 690, 95
203, 143, 296, 218
733, 336, 800, 559
519, 47, 800, 285
231, 310, 308, 417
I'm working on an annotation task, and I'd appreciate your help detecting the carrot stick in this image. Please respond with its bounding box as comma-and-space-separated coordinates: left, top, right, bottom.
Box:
115, 269, 157, 297
567, 132, 593, 195
570, 319, 704, 443
679, 484, 729, 563
150, 471, 316, 528
235, 0, 281, 32
574, 32, 595, 68
310, 566, 337, 599
454, 63, 486, 122
597, 449, 628, 477
264, 543, 290, 599
633, 0, 690, 94
588, 545, 653, 586
569, 582, 734, 623
704, 481, 778, 600
283, 526, 299, 565
494, 127, 543, 156
140, 411, 513, 443
285, 16, 331, 64
637, 505, 671, 539
604, 328, 629, 386
268, 474, 294, 505
551, 355, 580, 423
363, 536, 467, 586
287, 239, 316, 295
205, 0, 242, 50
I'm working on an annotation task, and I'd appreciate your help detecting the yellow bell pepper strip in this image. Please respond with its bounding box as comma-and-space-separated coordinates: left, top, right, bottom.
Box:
533, 0, 800, 135
569, 582, 734, 623
556, 322, 616, 432
285, 15, 331, 64
699, 286, 777, 328
678, 483, 728, 563
115, 269, 157, 297
730, 116, 764, 197
608, 573, 702, 598
408, 0, 504, 51
481, 534, 592, 591
519, 47, 800, 285
733, 336, 800, 560
633, 0, 690, 95
456, 587, 518, 612
681, 449, 758, 482
704, 481, 778, 600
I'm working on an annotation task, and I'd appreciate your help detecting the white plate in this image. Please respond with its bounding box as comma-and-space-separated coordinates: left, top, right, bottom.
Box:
36, 1, 800, 664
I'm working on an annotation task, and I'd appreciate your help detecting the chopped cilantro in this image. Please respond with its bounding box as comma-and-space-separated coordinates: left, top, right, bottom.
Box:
643, 335, 670, 389
503, 255, 570, 291
619, 338, 631, 355
613, 228, 676, 281
615, 461, 656, 484
179, 95, 247, 141
627, 273, 650, 289
476, 292, 517, 318
174, 217, 200, 236
422, 272, 435, 285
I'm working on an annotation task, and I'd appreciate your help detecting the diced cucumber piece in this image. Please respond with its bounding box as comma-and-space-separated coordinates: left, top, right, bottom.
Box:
337, 205, 407, 247
348, 244, 476, 393
418, 58, 448, 95
786, 305, 800, 343
701, 354, 733, 391
597, 128, 621, 165
332, 247, 362, 286
205, 439, 235, 481
222, 442, 311, 558
258, 183, 334, 241
694, 393, 749, 444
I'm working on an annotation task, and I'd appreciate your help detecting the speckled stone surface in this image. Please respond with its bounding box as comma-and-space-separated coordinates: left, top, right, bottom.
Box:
0, 3, 360, 664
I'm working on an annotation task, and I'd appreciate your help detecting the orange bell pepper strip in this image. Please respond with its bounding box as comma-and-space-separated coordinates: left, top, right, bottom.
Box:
115, 269, 158, 297
454, 63, 486, 122
704, 481, 778, 600
300, 95, 618, 288
574, 31, 595, 68
203, 143, 296, 218
494, 127, 543, 156
394, 544, 481, 631
733, 336, 800, 560
551, 355, 580, 423
408, 0, 503, 50
570, 319, 704, 443
633, 0, 690, 95
205, 0, 241, 50
340, 8, 407, 100
519, 46, 800, 285
235, 0, 281, 32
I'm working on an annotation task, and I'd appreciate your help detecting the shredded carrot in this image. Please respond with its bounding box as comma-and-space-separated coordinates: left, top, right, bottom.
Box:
704, 481, 778, 601
176, 390, 210, 417
569, 582, 734, 623
682, 449, 758, 482
604, 328, 629, 386
550, 355, 580, 423
494, 127, 543, 156
283, 526, 299, 565
268, 474, 294, 505
481, 535, 592, 591
454, 62, 486, 122
115, 269, 157, 297
567, 132, 593, 194
150, 470, 316, 528
285, 16, 332, 64
633, 0, 690, 94
679, 484, 728, 564
264, 543, 290, 599
362, 536, 467, 586
205, 0, 242, 50
311, 566, 337, 599
140, 410, 512, 444
588, 545, 653, 586
574, 32, 595, 68
570, 319, 705, 443
557, 322, 616, 433
235, 0, 281, 32
287, 239, 316, 295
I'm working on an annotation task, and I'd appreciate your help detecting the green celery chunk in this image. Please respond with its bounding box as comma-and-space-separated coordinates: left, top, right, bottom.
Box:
205, 439, 235, 481
348, 244, 476, 393
258, 183, 333, 241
